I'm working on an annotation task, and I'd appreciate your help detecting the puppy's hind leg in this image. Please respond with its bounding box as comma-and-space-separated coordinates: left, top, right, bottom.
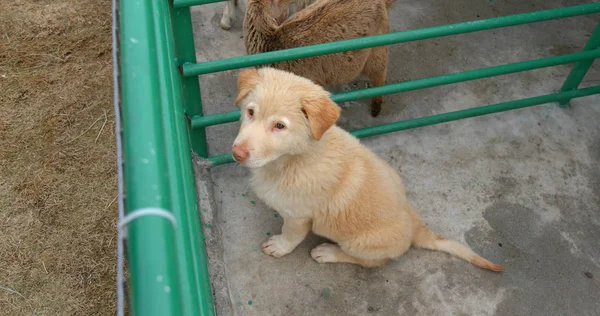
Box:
311, 243, 387, 268
362, 46, 388, 117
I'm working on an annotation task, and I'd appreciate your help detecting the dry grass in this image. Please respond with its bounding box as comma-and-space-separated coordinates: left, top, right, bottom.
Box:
0, 0, 116, 314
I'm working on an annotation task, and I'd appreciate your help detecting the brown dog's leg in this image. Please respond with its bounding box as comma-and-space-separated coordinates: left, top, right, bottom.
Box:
311, 243, 387, 267
362, 46, 388, 117
262, 216, 311, 257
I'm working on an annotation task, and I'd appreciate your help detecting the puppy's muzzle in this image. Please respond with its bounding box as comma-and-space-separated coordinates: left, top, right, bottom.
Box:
232, 143, 249, 163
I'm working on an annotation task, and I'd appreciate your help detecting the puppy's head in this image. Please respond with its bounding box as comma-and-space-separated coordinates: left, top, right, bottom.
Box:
231, 68, 340, 168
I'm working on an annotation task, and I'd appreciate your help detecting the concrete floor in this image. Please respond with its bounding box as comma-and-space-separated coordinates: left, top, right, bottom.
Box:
190, 1, 600, 315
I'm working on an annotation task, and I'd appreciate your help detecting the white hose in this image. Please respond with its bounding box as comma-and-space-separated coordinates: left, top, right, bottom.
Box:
111, 0, 126, 313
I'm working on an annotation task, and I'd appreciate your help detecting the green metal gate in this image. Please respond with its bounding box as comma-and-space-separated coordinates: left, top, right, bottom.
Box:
114, 1, 600, 315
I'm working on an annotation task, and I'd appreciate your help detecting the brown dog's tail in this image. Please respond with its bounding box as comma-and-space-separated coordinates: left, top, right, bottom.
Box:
411, 220, 504, 272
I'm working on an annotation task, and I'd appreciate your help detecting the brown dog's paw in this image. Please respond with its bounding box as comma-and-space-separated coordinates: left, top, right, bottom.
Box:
219, 22, 232, 31
310, 243, 341, 263
261, 235, 293, 258
219, 15, 233, 30
370, 98, 382, 117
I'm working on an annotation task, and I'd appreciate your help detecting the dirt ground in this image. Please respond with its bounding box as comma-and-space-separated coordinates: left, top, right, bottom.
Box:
1, 0, 116, 315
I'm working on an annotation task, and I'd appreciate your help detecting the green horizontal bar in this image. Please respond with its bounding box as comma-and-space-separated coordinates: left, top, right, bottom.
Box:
183, 3, 600, 76
192, 110, 241, 128
332, 49, 600, 103
191, 48, 600, 128
207, 153, 236, 166
207, 85, 600, 166
349, 85, 600, 138
173, 0, 227, 9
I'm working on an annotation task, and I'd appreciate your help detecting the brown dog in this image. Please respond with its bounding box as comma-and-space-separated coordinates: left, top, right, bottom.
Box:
231, 67, 504, 271
244, 0, 391, 117
220, 0, 315, 30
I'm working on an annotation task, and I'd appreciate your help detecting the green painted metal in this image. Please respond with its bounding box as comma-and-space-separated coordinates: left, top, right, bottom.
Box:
191, 48, 600, 129
192, 110, 241, 129
559, 22, 600, 106
119, 0, 600, 314
169, 5, 216, 315
182, 3, 600, 76
119, 0, 215, 315
172, 6, 209, 157
154, 0, 216, 315
174, 0, 227, 9
349, 85, 600, 139
208, 85, 600, 166
119, 0, 182, 314
208, 153, 237, 166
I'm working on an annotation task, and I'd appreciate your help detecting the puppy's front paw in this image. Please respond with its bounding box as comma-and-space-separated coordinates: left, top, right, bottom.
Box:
311, 243, 340, 264
261, 235, 293, 258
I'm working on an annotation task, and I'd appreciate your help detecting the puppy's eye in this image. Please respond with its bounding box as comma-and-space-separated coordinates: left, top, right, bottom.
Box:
248, 108, 254, 117
275, 122, 286, 130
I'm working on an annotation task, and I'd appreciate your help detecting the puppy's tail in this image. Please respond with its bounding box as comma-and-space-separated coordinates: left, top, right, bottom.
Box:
411, 218, 504, 272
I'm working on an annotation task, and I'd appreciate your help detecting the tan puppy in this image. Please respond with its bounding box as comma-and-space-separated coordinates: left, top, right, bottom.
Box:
244, 0, 391, 117
231, 67, 504, 272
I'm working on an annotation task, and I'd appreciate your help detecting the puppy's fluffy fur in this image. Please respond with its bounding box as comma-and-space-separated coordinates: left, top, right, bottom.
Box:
231, 68, 504, 272
243, 0, 391, 117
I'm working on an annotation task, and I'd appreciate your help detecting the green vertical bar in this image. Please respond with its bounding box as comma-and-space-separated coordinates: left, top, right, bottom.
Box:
171, 5, 209, 157
158, 1, 217, 315
119, 0, 182, 314
559, 21, 600, 107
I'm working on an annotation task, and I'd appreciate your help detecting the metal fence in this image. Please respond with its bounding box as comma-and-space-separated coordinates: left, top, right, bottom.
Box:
116, 1, 600, 315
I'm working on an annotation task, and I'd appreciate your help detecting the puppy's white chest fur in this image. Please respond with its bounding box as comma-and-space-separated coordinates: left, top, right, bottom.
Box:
250, 169, 317, 218
249, 129, 365, 220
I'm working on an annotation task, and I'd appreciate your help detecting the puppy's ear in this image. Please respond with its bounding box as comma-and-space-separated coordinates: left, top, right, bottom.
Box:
235, 68, 261, 105
301, 95, 341, 141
